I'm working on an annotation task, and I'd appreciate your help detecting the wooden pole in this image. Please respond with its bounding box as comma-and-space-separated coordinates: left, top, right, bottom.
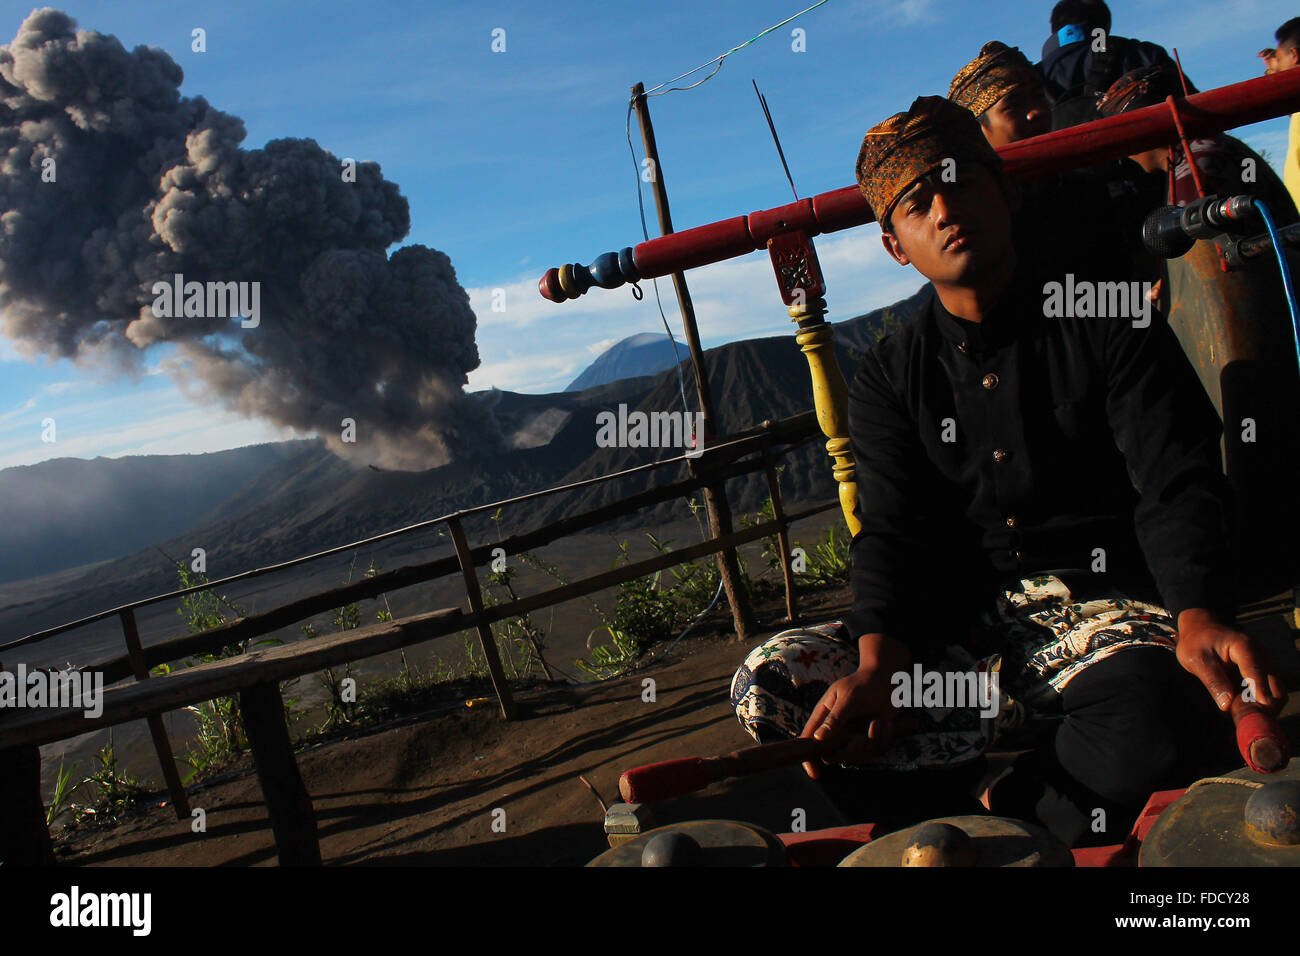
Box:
0, 659, 56, 866
119, 609, 191, 819
446, 515, 516, 720
239, 680, 321, 866
763, 455, 798, 622
631, 81, 756, 641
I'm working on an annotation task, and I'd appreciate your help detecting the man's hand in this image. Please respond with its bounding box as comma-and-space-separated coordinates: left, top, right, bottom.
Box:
1175, 608, 1287, 713
798, 632, 910, 779
1260, 48, 1280, 75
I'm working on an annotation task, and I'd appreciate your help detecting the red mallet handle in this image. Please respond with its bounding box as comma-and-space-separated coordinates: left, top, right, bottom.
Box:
619, 737, 836, 804
1230, 695, 1289, 773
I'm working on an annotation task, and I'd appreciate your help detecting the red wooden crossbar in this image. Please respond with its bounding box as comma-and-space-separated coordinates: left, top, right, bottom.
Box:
540, 69, 1300, 301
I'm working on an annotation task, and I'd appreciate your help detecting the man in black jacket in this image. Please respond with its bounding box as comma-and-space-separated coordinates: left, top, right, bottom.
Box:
1040, 0, 1180, 128
730, 96, 1285, 846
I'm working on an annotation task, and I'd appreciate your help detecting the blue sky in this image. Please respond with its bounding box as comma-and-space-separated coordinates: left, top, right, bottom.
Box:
0, 0, 1292, 469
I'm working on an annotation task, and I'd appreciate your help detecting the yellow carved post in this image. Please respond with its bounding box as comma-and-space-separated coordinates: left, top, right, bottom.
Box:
792, 299, 861, 536
766, 230, 860, 536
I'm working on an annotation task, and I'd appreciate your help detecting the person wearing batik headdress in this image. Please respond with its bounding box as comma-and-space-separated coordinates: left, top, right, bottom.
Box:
949, 40, 1051, 148
1098, 64, 1297, 222
729, 96, 1282, 846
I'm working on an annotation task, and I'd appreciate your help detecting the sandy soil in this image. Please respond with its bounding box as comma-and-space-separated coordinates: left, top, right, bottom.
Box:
44, 580, 1300, 867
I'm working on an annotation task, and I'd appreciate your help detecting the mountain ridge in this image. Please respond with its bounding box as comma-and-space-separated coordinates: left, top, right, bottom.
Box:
0, 286, 931, 638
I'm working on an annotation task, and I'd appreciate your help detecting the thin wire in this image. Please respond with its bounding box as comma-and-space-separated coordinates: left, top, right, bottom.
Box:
641, 0, 831, 97
621, 0, 832, 434
1254, 200, 1300, 372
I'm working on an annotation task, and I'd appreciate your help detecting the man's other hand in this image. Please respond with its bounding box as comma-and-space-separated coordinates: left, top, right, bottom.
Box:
798, 632, 910, 779
1175, 608, 1287, 713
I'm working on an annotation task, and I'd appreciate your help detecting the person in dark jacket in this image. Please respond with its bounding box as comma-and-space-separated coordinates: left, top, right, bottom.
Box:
1040, 0, 1181, 128
730, 96, 1286, 847
1097, 63, 1297, 219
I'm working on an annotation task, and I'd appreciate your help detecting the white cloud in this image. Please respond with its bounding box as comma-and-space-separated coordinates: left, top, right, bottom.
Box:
0, 395, 38, 426
586, 336, 620, 355
1127, 0, 1282, 60
0, 386, 174, 442
826, 0, 938, 31
468, 352, 582, 393
0, 336, 26, 363
467, 227, 920, 394
0, 402, 298, 469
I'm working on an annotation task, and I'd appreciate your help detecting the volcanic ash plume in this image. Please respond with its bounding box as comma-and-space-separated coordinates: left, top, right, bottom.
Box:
0, 8, 499, 470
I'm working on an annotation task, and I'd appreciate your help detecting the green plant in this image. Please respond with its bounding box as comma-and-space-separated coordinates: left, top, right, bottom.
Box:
575, 625, 640, 680
311, 558, 390, 733
483, 564, 553, 681
45, 757, 79, 828
316, 657, 357, 734
794, 523, 851, 586
174, 563, 254, 779
358, 655, 457, 724
74, 742, 146, 825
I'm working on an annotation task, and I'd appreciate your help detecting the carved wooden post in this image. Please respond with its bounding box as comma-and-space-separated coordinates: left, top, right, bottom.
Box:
767, 230, 861, 536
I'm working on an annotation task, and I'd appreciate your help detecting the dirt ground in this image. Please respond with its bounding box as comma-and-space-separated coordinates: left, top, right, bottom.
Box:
50, 583, 1300, 867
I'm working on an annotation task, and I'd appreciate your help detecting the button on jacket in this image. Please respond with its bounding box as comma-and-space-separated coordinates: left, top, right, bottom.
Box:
842, 265, 1236, 653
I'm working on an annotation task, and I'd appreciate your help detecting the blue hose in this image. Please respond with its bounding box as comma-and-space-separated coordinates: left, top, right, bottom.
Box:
1253, 200, 1300, 373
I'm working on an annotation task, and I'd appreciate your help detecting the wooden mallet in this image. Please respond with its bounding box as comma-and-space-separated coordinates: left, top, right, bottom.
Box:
619, 697, 1290, 804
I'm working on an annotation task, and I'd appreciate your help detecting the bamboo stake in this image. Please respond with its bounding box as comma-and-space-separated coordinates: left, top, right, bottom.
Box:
763, 454, 798, 622
632, 80, 756, 642
445, 515, 516, 720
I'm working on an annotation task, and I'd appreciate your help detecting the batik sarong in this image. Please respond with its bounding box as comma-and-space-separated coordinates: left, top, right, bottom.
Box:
730, 573, 1177, 771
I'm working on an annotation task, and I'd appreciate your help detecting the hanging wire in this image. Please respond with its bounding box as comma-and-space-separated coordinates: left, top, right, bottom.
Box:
602, 3, 832, 664
641, 0, 831, 98
621, 0, 832, 428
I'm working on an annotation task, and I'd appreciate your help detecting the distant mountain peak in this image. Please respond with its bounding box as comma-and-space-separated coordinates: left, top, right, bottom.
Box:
565, 332, 687, 392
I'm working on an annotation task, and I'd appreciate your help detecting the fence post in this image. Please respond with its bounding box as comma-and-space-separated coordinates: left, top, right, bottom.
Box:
0, 659, 56, 866
119, 609, 191, 819
239, 680, 321, 865
446, 515, 516, 720
762, 453, 798, 623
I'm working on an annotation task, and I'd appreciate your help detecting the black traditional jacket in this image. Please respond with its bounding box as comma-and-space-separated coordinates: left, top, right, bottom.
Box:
841, 264, 1236, 654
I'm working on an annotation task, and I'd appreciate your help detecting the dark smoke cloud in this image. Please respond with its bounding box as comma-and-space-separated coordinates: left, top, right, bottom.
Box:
0, 8, 499, 470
